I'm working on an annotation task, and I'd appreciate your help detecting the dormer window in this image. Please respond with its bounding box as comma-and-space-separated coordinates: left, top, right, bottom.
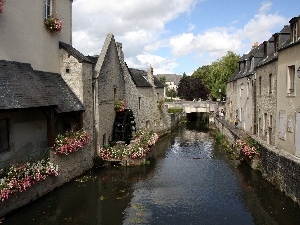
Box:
45, 0, 52, 19
250, 57, 255, 71
263, 43, 267, 57
292, 22, 298, 43
274, 36, 279, 52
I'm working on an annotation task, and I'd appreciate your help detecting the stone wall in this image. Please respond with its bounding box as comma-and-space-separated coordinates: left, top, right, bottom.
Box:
0, 147, 92, 217
215, 118, 300, 205
256, 60, 277, 145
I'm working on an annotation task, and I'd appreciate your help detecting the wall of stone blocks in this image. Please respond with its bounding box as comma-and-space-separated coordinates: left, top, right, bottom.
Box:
215, 118, 300, 205
256, 61, 277, 145
0, 147, 92, 217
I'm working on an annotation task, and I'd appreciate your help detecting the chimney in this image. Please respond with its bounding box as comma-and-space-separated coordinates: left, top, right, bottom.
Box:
147, 64, 154, 86
116, 42, 124, 65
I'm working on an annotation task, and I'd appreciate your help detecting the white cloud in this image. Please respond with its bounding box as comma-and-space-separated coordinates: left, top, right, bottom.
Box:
72, 0, 290, 74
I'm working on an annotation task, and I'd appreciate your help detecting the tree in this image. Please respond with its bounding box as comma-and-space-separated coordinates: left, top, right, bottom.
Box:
191, 51, 239, 100
166, 87, 177, 98
159, 76, 166, 85
177, 77, 209, 101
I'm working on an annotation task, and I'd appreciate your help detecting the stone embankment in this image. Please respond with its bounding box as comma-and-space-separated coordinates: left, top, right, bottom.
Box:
214, 117, 300, 205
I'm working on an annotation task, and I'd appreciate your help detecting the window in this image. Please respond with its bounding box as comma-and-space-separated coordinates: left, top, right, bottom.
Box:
292, 22, 298, 43
269, 74, 272, 94
259, 77, 262, 95
138, 97, 141, 110
114, 88, 116, 100
0, 119, 9, 153
263, 113, 267, 131
287, 66, 295, 94
250, 57, 255, 71
274, 36, 279, 52
44, 0, 52, 19
278, 110, 287, 140
103, 134, 106, 146
269, 115, 273, 127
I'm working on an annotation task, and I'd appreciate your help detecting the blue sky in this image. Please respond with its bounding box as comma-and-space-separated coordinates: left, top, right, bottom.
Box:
72, 0, 300, 75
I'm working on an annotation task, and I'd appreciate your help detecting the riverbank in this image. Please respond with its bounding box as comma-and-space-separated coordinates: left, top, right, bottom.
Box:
214, 117, 300, 205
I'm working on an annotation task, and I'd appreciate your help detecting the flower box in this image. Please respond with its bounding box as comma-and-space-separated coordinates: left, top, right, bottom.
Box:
0, 159, 59, 201
52, 129, 90, 155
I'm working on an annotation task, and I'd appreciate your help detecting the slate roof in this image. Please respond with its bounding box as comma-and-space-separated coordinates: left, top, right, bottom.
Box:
153, 76, 165, 88
59, 42, 94, 64
128, 68, 152, 87
0, 60, 84, 113
228, 43, 264, 82
0, 60, 57, 110
155, 74, 182, 85
36, 71, 85, 113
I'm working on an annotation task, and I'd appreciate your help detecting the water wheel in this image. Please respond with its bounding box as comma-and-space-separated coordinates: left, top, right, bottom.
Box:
112, 109, 136, 145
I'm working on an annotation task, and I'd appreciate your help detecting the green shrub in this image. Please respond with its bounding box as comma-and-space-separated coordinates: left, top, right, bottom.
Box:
168, 108, 183, 114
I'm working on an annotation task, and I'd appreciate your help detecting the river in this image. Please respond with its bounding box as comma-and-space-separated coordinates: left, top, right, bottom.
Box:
2, 118, 300, 225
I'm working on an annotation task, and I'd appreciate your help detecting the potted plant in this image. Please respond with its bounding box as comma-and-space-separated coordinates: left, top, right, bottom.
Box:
44, 16, 62, 33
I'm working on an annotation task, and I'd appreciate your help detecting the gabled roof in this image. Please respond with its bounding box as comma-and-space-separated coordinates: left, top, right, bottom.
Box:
228, 43, 264, 82
0, 60, 57, 110
128, 68, 152, 87
59, 42, 94, 64
153, 76, 165, 88
0, 60, 84, 113
36, 71, 85, 113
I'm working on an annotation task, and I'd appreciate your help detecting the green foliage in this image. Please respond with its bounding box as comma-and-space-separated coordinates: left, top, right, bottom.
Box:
177, 76, 209, 101
166, 87, 177, 98
159, 76, 166, 85
192, 51, 240, 100
167, 108, 184, 114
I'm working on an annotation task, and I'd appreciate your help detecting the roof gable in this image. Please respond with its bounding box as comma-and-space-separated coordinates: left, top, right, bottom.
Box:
59, 42, 94, 64
128, 68, 152, 87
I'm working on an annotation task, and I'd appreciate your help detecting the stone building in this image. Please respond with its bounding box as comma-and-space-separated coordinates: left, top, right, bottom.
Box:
255, 26, 290, 145
275, 16, 300, 157
226, 43, 264, 134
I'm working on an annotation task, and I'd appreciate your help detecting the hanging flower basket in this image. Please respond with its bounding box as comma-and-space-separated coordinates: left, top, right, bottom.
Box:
44, 16, 62, 34
0, 1, 4, 14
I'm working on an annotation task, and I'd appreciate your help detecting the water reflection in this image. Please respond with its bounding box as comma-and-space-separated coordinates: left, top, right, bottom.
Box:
2, 119, 300, 225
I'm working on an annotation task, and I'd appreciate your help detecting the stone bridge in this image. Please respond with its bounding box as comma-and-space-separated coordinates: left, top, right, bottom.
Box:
166, 100, 218, 113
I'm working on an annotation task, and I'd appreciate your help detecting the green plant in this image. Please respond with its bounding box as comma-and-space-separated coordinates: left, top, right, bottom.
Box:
44, 16, 62, 33
115, 100, 126, 112
53, 129, 90, 155
0, 159, 59, 201
157, 99, 165, 110
236, 138, 260, 159
167, 107, 183, 114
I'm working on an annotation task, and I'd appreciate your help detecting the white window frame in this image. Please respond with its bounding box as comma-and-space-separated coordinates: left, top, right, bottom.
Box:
269, 74, 272, 94
292, 22, 298, 43
279, 110, 287, 140
287, 65, 295, 95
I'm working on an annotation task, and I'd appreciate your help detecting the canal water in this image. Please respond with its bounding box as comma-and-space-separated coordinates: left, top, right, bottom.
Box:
2, 119, 300, 225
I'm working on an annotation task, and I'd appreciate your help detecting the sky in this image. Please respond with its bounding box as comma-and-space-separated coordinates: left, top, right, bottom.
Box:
72, 0, 300, 75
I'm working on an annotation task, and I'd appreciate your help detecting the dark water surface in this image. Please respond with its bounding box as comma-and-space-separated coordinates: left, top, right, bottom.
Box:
2, 120, 300, 225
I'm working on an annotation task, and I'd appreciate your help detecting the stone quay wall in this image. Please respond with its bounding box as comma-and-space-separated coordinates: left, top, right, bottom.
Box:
0, 112, 184, 217
215, 117, 300, 205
